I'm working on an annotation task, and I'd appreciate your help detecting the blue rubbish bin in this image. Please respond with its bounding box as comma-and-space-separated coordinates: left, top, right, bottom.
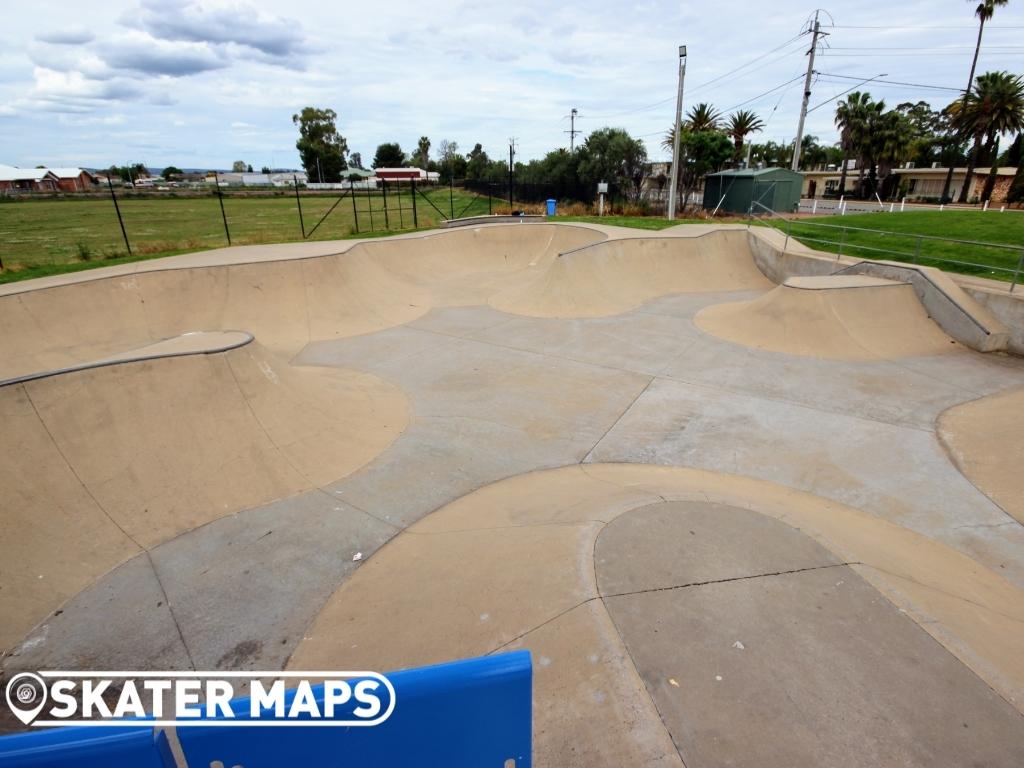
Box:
545, 199, 556, 217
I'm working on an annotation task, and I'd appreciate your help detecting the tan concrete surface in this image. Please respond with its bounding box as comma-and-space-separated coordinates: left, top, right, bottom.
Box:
291, 466, 1024, 765
939, 386, 1024, 524
491, 230, 772, 317
0, 341, 407, 650
293, 465, 1024, 710
695, 276, 960, 359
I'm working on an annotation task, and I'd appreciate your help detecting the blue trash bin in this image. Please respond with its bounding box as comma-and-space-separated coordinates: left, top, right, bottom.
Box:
545, 199, 556, 217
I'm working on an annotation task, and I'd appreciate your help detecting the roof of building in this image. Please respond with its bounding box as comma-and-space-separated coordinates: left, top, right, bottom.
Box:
801, 166, 1017, 177
0, 167, 59, 182
47, 167, 97, 180
707, 167, 804, 178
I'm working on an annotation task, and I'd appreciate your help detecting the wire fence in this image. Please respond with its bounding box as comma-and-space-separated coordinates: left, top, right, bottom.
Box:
0, 178, 506, 278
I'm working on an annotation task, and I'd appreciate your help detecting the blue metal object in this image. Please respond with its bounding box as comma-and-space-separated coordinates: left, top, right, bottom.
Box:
0, 651, 532, 768
0, 727, 174, 767
545, 199, 556, 216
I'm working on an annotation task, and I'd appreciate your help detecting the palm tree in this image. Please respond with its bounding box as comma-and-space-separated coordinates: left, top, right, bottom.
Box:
687, 103, 722, 132
874, 110, 915, 198
966, 1, 1009, 95
416, 136, 431, 169
662, 103, 723, 154
835, 92, 873, 196
727, 110, 765, 164
954, 71, 1024, 202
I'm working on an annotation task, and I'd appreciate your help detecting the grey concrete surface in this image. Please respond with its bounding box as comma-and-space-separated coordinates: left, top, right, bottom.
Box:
6, 491, 396, 673
599, 502, 1024, 768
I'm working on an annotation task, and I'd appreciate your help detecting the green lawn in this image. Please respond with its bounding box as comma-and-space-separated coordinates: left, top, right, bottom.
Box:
0, 187, 494, 284
771, 210, 1024, 283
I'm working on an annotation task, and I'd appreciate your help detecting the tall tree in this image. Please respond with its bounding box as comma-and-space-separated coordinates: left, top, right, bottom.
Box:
465, 143, 490, 181
372, 143, 405, 168
687, 103, 722, 132
835, 92, 873, 196
726, 110, 765, 164
292, 107, 349, 182
678, 131, 732, 212
415, 136, 431, 169
576, 128, 648, 202
966, 0, 1009, 96
953, 71, 1024, 202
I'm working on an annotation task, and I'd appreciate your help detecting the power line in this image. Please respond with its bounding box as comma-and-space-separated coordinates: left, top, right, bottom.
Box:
581, 29, 809, 120
816, 72, 962, 92
828, 24, 1024, 30
720, 73, 808, 113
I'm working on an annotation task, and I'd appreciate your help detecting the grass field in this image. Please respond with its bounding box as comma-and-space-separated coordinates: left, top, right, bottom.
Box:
772, 210, 1024, 284
0, 187, 494, 283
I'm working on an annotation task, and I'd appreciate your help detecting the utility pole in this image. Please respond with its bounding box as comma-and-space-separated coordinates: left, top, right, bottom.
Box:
508, 138, 516, 210
667, 45, 687, 221
791, 12, 825, 172
565, 108, 581, 151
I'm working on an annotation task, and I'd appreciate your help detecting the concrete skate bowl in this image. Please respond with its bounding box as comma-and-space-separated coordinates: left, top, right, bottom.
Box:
0, 337, 408, 652
0, 224, 772, 655
2, 222, 1024, 762
694, 275, 962, 360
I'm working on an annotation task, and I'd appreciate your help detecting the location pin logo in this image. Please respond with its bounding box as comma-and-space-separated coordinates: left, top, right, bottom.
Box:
5, 673, 48, 726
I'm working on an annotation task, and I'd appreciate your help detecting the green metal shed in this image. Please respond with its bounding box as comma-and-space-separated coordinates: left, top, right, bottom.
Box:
703, 167, 804, 215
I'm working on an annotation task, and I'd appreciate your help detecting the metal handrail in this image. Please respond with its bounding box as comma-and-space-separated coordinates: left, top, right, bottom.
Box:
766, 216, 1024, 292
773, 218, 1024, 253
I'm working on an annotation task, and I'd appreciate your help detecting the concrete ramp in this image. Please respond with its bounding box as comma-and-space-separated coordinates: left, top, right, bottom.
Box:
694, 275, 960, 360
939, 386, 1024, 524
491, 230, 772, 317
0, 339, 407, 650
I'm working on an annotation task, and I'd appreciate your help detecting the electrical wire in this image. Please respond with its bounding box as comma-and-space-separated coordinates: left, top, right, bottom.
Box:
719, 73, 808, 113
815, 72, 962, 92
581, 29, 810, 120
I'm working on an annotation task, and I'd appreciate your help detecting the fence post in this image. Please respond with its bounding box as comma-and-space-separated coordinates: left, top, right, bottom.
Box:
1012, 250, 1024, 294
215, 171, 231, 246
783, 219, 791, 252
293, 175, 305, 238
411, 178, 418, 228
107, 176, 132, 256
488, 184, 492, 215
350, 179, 359, 233
394, 180, 403, 229
449, 177, 454, 220
382, 180, 390, 229
838, 227, 846, 259
912, 237, 922, 264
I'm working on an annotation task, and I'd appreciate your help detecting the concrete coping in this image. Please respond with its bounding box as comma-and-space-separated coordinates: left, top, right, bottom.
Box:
784, 275, 903, 290
441, 214, 546, 228
0, 330, 254, 387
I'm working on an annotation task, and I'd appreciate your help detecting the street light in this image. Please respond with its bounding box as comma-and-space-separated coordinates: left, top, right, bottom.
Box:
667, 45, 687, 221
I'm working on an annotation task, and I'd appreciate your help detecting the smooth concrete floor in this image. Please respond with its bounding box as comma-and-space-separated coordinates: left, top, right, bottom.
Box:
4, 287, 1024, 762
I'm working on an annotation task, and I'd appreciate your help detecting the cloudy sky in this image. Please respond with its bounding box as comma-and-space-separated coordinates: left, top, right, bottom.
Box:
1, 0, 1022, 170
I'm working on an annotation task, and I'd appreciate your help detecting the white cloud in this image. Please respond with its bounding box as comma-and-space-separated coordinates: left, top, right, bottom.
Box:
2, 0, 1022, 168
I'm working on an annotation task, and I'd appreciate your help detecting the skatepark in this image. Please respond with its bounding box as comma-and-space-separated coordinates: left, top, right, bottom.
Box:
1, 221, 1023, 765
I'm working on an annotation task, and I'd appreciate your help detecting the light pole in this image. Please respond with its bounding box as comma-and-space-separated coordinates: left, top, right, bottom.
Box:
667, 45, 687, 220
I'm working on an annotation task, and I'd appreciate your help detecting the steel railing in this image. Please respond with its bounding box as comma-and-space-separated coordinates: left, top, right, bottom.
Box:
748, 208, 1024, 292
